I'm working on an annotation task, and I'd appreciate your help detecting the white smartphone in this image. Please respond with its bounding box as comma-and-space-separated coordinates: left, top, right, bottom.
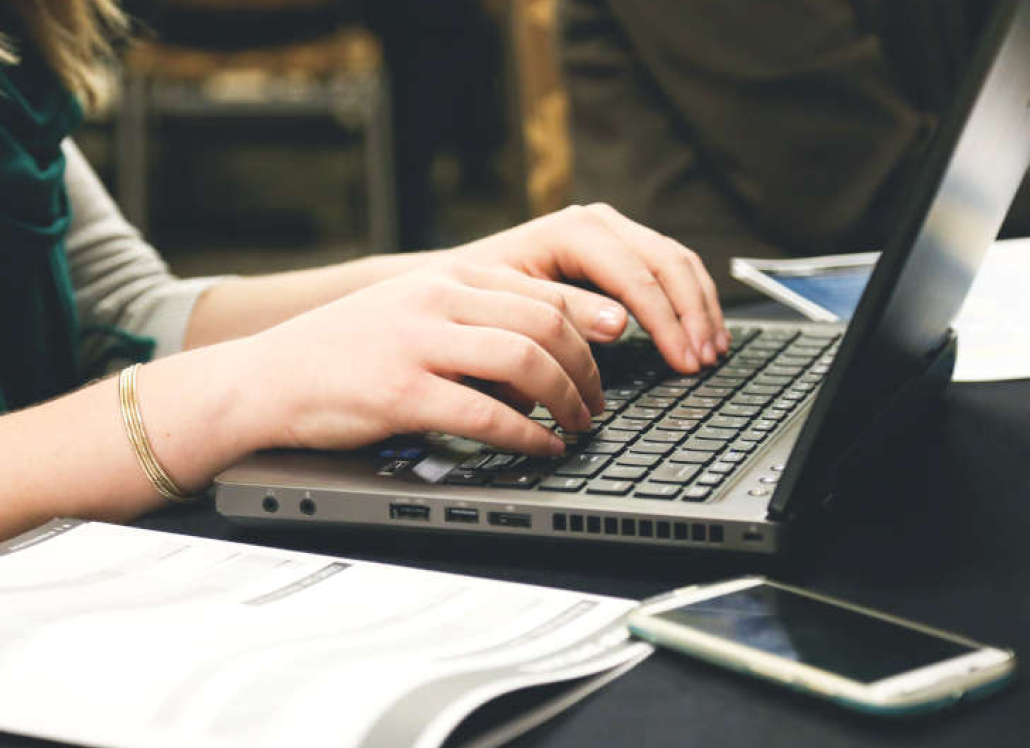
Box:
627, 577, 1016, 715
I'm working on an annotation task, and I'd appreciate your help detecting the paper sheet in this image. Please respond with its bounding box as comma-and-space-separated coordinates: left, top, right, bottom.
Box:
952, 238, 1030, 381
730, 239, 1030, 382
0, 521, 650, 748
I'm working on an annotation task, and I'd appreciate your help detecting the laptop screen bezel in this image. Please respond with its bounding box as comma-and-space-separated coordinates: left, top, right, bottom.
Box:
768, 0, 1030, 520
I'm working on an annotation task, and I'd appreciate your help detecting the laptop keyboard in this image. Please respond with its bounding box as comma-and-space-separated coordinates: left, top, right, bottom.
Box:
441, 326, 841, 502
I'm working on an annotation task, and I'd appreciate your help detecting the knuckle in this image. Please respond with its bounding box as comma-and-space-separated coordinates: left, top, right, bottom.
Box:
538, 305, 567, 342
585, 201, 618, 217
416, 276, 453, 307
465, 397, 498, 434
546, 287, 568, 315
512, 337, 542, 370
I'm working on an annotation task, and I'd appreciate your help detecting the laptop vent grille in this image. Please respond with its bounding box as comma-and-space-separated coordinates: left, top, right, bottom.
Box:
551, 513, 723, 544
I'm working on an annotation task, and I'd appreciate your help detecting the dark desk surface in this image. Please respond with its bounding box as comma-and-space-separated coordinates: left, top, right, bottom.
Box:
4, 346, 1029, 747
139, 378, 1030, 747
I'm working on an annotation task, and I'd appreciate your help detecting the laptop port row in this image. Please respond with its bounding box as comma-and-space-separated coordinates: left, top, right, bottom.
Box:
551, 513, 723, 542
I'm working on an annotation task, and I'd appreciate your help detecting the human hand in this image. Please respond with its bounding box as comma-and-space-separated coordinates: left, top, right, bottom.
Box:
446, 204, 729, 372
245, 262, 607, 456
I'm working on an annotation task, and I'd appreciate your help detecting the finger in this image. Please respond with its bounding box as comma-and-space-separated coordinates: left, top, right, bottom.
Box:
682, 247, 730, 353
585, 203, 727, 364
444, 285, 604, 414
406, 376, 566, 456
488, 383, 537, 415
534, 205, 698, 372
431, 324, 593, 432
449, 263, 628, 342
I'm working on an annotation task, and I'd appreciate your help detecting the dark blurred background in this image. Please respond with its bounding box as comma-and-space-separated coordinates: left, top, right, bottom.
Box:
79, 0, 565, 278
79, 1, 1030, 295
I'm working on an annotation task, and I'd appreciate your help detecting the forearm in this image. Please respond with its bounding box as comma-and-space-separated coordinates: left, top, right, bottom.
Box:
184, 250, 446, 349
0, 340, 267, 541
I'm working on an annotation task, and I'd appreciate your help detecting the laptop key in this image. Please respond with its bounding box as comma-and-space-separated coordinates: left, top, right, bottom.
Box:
650, 463, 702, 483
719, 404, 761, 418
707, 415, 749, 430
581, 440, 623, 454
628, 441, 675, 455
622, 406, 662, 421
555, 454, 611, 477
683, 486, 712, 502
719, 450, 747, 463
539, 476, 586, 492
708, 461, 737, 474
750, 419, 778, 431
731, 394, 772, 407
637, 396, 676, 409
696, 426, 738, 441
682, 437, 727, 452
655, 417, 700, 432
661, 375, 703, 388
705, 375, 747, 389
755, 374, 793, 386
603, 465, 648, 481
445, 470, 489, 486
682, 396, 722, 409
634, 483, 682, 500
670, 449, 714, 464
641, 429, 683, 444
668, 406, 712, 420
730, 439, 758, 453
649, 385, 688, 398
594, 428, 636, 443
457, 453, 491, 470
607, 417, 650, 432
694, 386, 732, 399
586, 479, 634, 496
616, 452, 661, 467
697, 472, 725, 486
492, 472, 541, 489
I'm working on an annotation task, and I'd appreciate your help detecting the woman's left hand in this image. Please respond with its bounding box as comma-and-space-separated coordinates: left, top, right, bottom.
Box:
442, 203, 729, 374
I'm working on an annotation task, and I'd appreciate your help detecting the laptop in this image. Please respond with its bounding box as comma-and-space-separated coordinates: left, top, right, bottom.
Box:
215, 0, 1030, 554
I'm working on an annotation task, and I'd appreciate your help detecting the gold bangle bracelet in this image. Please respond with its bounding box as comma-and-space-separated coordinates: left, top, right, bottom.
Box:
118, 363, 194, 503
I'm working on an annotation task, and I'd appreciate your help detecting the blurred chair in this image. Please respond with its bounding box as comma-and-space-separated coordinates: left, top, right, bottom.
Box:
507, 0, 571, 218
116, 0, 397, 251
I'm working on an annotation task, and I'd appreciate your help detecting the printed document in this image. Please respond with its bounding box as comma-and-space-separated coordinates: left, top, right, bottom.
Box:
0, 521, 650, 748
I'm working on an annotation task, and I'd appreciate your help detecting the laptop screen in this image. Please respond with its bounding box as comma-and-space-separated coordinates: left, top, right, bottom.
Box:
769, 0, 1030, 519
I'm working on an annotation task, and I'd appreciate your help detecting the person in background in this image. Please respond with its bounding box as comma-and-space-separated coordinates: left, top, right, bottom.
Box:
561, 0, 1030, 300
0, 0, 727, 541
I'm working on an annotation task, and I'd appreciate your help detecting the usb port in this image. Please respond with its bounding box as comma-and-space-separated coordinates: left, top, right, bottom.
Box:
390, 504, 430, 521
488, 512, 532, 528
445, 507, 479, 524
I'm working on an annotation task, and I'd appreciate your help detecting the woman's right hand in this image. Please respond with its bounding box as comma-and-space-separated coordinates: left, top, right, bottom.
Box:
243, 261, 620, 457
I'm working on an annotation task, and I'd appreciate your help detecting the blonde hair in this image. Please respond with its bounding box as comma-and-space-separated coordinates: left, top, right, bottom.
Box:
0, 0, 128, 108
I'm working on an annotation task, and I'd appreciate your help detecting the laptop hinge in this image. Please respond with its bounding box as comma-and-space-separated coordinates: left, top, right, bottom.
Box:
767, 328, 957, 523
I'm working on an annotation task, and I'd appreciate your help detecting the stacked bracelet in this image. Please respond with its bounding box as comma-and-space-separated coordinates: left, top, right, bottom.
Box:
118, 363, 194, 503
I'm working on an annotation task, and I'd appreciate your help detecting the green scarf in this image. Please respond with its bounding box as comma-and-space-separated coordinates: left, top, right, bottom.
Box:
0, 36, 83, 412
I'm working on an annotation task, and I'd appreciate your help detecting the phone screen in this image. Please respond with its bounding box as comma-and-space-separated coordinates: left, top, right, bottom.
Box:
656, 584, 976, 683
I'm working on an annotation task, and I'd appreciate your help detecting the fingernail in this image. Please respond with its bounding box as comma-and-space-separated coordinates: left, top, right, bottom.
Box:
716, 330, 730, 353
594, 305, 625, 337
548, 435, 567, 455
701, 341, 716, 365
684, 348, 700, 372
